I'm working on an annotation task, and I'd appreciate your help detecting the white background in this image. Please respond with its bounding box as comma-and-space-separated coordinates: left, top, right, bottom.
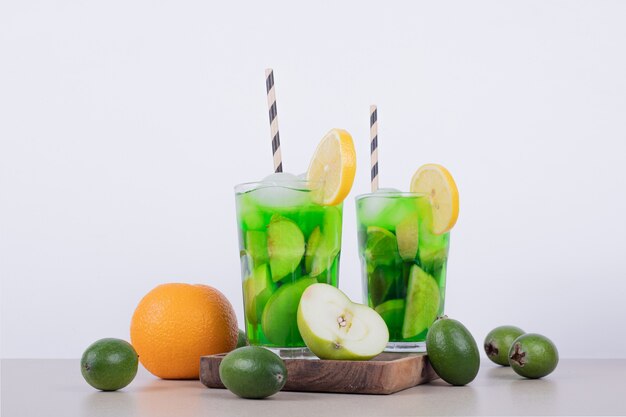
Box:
2, 0, 625, 359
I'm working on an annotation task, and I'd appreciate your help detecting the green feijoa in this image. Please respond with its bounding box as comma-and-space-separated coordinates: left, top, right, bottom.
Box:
219, 346, 287, 399
81, 338, 138, 391
426, 317, 480, 386
509, 333, 558, 379
484, 325, 525, 366
236, 329, 249, 348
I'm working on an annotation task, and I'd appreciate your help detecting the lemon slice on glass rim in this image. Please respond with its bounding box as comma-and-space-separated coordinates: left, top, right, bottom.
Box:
306, 129, 356, 206
410, 163, 459, 235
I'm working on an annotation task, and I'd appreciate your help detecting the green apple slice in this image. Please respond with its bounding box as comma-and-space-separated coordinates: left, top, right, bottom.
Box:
304, 210, 342, 278
304, 227, 322, 273
261, 277, 317, 345
243, 264, 274, 326
419, 246, 448, 277
321, 205, 342, 250
310, 239, 339, 279
417, 197, 448, 247
368, 265, 399, 306
402, 265, 440, 339
365, 226, 400, 267
396, 216, 419, 261
245, 230, 269, 267
297, 283, 389, 360
375, 299, 405, 336
267, 214, 305, 282
314, 206, 341, 276
416, 198, 448, 276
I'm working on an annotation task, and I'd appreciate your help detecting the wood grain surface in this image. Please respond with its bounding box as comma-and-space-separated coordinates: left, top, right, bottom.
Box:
200, 352, 438, 395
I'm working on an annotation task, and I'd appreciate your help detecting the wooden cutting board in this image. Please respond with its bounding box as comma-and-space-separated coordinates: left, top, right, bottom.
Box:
200, 352, 438, 395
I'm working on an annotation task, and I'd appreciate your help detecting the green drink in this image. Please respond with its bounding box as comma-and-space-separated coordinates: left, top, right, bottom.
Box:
235, 178, 342, 354
356, 191, 450, 352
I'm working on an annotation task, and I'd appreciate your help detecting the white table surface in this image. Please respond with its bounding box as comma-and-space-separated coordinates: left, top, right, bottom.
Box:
2, 359, 625, 416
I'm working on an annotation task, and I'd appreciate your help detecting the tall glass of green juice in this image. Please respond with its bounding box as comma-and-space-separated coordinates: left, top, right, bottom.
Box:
235, 177, 342, 357
356, 191, 450, 352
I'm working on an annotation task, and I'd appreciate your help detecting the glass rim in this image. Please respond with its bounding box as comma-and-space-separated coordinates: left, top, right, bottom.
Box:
355, 191, 429, 200
234, 179, 323, 194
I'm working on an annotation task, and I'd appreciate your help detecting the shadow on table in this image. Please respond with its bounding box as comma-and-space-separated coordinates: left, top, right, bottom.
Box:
81, 391, 136, 417
203, 388, 315, 401
484, 365, 521, 381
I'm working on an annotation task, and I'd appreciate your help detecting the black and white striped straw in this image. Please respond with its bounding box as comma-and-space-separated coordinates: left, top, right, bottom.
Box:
265, 68, 283, 173
370, 105, 379, 192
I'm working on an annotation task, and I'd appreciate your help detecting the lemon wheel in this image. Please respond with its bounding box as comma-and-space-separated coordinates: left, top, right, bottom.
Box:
410, 164, 459, 234
306, 129, 356, 206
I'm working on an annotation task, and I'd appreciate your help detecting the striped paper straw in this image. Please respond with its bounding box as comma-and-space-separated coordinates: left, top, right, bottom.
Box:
370, 105, 379, 192
265, 68, 283, 173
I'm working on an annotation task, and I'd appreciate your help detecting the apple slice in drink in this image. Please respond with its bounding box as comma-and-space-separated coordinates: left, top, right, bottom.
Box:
367, 265, 400, 306
402, 265, 440, 339
245, 230, 269, 267
304, 227, 322, 274
243, 265, 274, 326
305, 230, 339, 279
419, 246, 448, 277
297, 283, 389, 360
320, 205, 342, 248
416, 197, 449, 276
304, 207, 341, 279
267, 214, 305, 282
396, 215, 419, 261
375, 299, 405, 337
365, 226, 400, 267
261, 277, 317, 345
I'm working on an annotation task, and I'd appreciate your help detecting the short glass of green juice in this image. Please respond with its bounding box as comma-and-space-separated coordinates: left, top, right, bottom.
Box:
356, 191, 450, 352
235, 179, 342, 357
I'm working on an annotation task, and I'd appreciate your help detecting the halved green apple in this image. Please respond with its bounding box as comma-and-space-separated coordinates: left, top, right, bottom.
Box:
297, 283, 389, 360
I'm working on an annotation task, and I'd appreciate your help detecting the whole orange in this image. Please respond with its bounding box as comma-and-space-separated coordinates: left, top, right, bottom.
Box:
130, 283, 238, 379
